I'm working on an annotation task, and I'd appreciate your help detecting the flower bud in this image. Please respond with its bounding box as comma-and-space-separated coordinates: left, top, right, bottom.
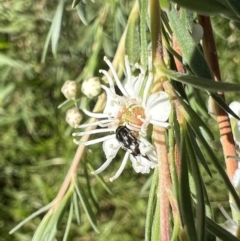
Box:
229, 101, 240, 148
229, 101, 240, 119
81, 77, 101, 98
61, 80, 81, 100
191, 23, 204, 44
232, 168, 240, 192
66, 107, 82, 127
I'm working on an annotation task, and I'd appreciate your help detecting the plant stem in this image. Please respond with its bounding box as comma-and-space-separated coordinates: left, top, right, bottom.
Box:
197, 15, 237, 180
153, 126, 171, 241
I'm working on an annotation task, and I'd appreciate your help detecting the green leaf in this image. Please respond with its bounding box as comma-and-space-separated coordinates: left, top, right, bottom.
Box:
31, 213, 52, 241
186, 127, 206, 241
192, 122, 240, 211
140, 0, 148, 69
72, 0, 82, 8
179, 124, 198, 241
211, 93, 240, 120
9, 202, 53, 235
185, 85, 209, 119
176, 93, 214, 143
161, 66, 240, 92
151, 194, 160, 241
45, 224, 57, 241
41, 0, 66, 62
167, 6, 212, 79
73, 191, 81, 225
37, 185, 73, 241
202, 182, 214, 218
0, 83, 15, 102
145, 168, 158, 241
149, 0, 161, 63
169, 0, 240, 25
87, 163, 113, 195
51, 0, 66, 58
125, 4, 140, 64
188, 129, 212, 177
63, 201, 74, 241
169, 0, 231, 16
0, 53, 28, 69
226, 0, 240, 17
76, 2, 89, 25
169, 107, 180, 198
75, 183, 99, 233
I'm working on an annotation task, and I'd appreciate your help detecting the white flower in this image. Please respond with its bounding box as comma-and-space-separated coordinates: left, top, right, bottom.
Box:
229, 101, 240, 148
73, 56, 171, 181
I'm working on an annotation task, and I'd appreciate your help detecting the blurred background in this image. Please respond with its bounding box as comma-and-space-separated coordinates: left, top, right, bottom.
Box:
0, 1, 240, 240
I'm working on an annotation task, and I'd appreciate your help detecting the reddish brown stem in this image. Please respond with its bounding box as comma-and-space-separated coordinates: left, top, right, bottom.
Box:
153, 127, 171, 241
197, 15, 237, 180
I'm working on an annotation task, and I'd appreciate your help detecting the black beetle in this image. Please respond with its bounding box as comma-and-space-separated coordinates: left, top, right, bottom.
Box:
115, 125, 149, 160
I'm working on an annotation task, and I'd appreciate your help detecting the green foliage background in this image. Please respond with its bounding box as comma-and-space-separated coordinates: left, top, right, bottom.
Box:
1, 1, 240, 240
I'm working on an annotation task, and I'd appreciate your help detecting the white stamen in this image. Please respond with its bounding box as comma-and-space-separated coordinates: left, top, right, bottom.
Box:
149, 119, 172, 128
91, 157, 114, 174
126, 123, 141, 132
109, 152, 130, 182
99, 69, 116, 94
83, 109, 108, 119
76, 121, 99, 128
74, 134, 115, 146
104, 56, 128, 97
142, 73, 153, 108
76, 119, 113, 129
100, 85, 120, 103
98, 119, 117, 127
73, 128, 115, 136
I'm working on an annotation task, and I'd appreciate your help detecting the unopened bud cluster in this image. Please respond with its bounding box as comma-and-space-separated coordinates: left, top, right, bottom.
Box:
61, 77, 101, 128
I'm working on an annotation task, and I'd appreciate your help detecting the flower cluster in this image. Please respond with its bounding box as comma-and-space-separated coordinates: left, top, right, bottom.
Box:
73, 56, 171, 181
